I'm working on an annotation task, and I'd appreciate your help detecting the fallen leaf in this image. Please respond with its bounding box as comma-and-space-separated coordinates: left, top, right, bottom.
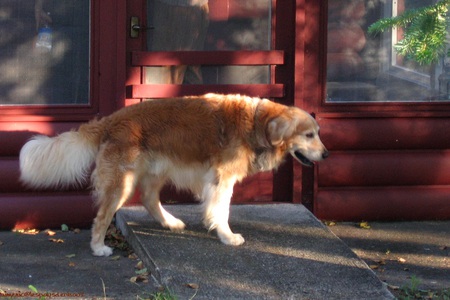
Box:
130, 275, 148, 283
135, 268, 148, 275
110, 255, 121, 261
73, 228, 81, 234
68, 262, 75, 267
61, 224, 69, 232
185, 283, 199, 289
387, 284, 400, 290
45, 230, 56, 236
28, 285, 38, 293
398, 257, 406, 263
49, 238, 64, 243
359, 222, 371, 229
369, 264, 379, 270
128, 253, 138, 260
66, 254, 76, 258
324, 221, 336, 226
135, 261, 145, 270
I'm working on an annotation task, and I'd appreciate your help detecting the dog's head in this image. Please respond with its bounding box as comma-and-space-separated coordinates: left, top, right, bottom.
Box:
266, 106, 329, 167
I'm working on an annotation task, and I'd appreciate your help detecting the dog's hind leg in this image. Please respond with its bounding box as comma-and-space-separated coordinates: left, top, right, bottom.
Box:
140, 175, 185, 232
90, 146, 138, 256
202, 177, 244, 246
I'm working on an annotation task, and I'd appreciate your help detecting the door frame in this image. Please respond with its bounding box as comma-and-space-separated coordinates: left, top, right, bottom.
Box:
125, 0, 301, 204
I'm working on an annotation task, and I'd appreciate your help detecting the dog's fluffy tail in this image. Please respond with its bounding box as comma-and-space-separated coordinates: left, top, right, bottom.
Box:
19, 120, 105, 189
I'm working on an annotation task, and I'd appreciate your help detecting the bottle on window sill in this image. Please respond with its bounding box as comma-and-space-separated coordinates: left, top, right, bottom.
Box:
35, 12, 52, 54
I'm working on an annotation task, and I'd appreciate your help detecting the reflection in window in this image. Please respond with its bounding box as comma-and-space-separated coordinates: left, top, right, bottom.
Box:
145, 0, 271, 85
326, 0, 447, 102
0, 0, 90, 105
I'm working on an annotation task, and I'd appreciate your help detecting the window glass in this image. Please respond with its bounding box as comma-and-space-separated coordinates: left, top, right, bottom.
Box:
0, 0, 90, 105
145, 0, 271, 85
326, 0, 447, 102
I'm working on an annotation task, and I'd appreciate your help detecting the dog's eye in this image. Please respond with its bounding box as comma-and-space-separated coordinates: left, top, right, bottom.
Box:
305, 133, 314, 139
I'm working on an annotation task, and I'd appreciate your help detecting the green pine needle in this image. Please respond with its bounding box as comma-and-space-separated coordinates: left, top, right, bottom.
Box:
368, 0, 450, 65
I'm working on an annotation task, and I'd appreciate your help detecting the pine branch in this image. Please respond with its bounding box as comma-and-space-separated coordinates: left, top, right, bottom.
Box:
368, 0, 450, 65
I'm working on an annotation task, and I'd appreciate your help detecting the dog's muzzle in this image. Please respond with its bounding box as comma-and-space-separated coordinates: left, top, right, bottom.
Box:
294, 150, 329, 167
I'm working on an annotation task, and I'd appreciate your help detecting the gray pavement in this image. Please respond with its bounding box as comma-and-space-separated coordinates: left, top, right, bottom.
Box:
328, 221, 450, 296
1, 203, 448, 299
116, 204, 394, 299
0, 227, 152, 299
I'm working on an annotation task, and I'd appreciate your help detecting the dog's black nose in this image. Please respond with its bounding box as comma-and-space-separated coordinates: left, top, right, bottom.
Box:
322, 150, 329, 159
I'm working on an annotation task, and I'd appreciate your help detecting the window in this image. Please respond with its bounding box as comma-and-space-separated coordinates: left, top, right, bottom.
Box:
326, 0, 447, 103
0, 0, 90, 105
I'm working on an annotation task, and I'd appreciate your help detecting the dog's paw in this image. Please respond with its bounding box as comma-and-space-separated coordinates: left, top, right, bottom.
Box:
220, 233, 245, 246
167, 219, 186, 233
91, 245, 113, 257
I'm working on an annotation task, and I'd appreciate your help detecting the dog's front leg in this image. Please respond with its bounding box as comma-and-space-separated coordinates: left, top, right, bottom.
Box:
202, 178, 244, 246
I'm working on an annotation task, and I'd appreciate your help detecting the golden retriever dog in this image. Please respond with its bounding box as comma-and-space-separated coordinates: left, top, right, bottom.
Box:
19, 94, 328, 256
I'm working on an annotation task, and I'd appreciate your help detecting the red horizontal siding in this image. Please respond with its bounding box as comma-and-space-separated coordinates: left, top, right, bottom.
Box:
0, 193, 96, 230
0, 158, 90, 193
316, 186, 450, 221
233, 172, 273, 202
0, 122, 82, 156
319, 151, 450, 187
318, 117, 450, 151
315, 116, 450, 221
0, 158, 21, 192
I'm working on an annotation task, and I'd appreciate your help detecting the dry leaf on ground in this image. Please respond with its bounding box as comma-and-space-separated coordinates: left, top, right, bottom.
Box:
398, 257, 406, 263
44, 229, 56, 236
49, 238, 64, 243
359, 222, 371, 229
186, 283, 199, 289
128, 253, 138, 260
135, 261, 145, 270
130, 275, 148, 283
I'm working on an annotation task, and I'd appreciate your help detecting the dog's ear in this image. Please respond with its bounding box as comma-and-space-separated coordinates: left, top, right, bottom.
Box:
266, 115, 297, 146
254, 100, 298, 147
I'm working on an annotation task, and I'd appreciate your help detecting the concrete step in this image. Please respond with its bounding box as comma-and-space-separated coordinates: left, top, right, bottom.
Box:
116, 204, 394, 299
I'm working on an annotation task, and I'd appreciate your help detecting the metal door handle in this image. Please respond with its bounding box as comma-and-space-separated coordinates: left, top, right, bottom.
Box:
132, 25, 154, 31
130, 17, 153, 38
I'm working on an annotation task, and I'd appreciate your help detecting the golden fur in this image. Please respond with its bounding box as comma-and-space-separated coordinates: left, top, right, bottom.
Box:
19, 94, 328, 256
